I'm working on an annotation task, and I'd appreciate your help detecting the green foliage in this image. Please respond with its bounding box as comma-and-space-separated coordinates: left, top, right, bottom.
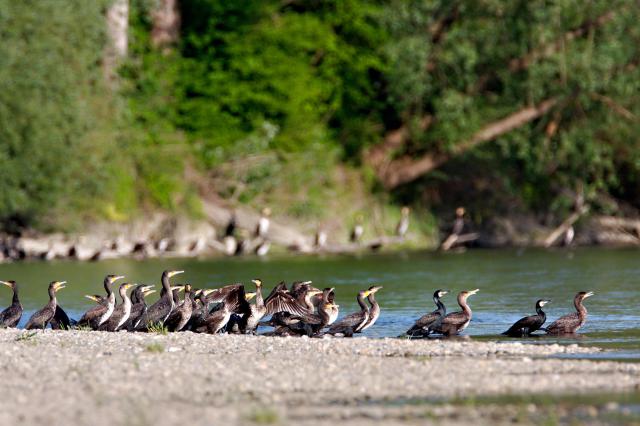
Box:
144, 342, 165, 352
2, 0, 640, 234
0, 0, 113, 230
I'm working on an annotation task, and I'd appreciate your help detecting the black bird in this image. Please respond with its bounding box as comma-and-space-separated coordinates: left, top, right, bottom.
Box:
24, 281, 66, 330
274, 288, 337, 337
502, 299, 551, 337
123, 285, 155, 331
360, 286, 382, 331
428, 289, 479, 336
136, 270, 184, 330
406, 289, 448, 337
77, 275, 124, 329
546, 291, 594, 335
327, 289, 370, 336
50, 305, 74, 330
99, 283, 135, 331
165, 284, 195, 332
0, 280, 22, 328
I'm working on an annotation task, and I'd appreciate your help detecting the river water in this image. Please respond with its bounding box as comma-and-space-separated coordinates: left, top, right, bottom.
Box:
1, 248, 638, 359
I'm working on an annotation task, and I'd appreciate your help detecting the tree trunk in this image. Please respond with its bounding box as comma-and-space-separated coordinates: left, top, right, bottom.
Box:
379, 98, 559, 189
104, 0, 129, 82
151, 0, 180, 49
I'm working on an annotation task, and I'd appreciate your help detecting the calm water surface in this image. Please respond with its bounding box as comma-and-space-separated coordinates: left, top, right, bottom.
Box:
1, 248, 638, 358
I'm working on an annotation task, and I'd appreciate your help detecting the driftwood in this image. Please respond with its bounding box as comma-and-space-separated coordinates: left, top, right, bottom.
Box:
543, 207, 589, 248
379, 98, 559, 189
440, 233, 479, 251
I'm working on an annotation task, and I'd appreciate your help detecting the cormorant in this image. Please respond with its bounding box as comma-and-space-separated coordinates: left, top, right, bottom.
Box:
77, 275, 124, 330
428, 289, 478, 336
0, 280, 22, 328
242, 279, 266, 334
24, 281, 66, 330
273, 288, 336, 337
396, 206, 410, 238
360, 286, 382, 331
327, 289, 370, 336
123, 285, 155, 331
546, 291, 593, 335
136, 270, 184, 330
50, 305, 74, 330
256, 207, 271, 238
452, 207, 466, 236
264, 282, 321, 317
406, 289, 448, 337
350, 215, 364, 243
165, 284, 195, 332
98, 283, 135, 331
502, 299, 550, 337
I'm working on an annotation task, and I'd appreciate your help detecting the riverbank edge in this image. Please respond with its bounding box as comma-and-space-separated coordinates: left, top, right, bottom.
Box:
2, 201, 640, 263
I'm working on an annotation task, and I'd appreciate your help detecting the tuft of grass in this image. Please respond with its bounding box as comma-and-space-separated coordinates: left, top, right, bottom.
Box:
15, 331, 38, 342
145, 343, 165, 353
75, 324, 92, 332
147, 322, 168, 335
246, 408, 279, 425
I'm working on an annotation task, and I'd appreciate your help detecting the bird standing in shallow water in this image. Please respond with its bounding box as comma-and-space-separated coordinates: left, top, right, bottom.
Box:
0, 280, 22, 328
546, 292, 593, 335
502, 299, 550, 337
428, 289, 478, 336
406, 289, 448, 337
359, 286, 382, 331
327, 289, 370, 336
24, 281, 66, 330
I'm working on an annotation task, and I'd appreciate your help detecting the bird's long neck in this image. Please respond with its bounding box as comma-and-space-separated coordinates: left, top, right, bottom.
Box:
47, 287, 57, 309
104, 280, 115, 306
357, 293, 369, 313
574, 297, 587, 320
303, 293, 315, 311
161, 274, 172, 301
433, 295, 446, 315
12, 285, 20, 306
458, 295, 472, 318
367, 293, 379, 316
255, 285, 264, 308
535, 304, 546, 321
318, 304, 331, 326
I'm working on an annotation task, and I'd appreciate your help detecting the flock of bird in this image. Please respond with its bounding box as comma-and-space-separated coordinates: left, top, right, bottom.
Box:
0, 270, 593, 337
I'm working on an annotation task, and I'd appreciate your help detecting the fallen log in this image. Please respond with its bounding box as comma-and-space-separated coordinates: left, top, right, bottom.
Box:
543, 207, 589, 248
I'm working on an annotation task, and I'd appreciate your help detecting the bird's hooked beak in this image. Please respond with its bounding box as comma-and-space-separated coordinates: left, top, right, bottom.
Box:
124, 283, 135, 290
0, 280, 12, 288
111, 275, 125, 283
168, 270, 185, 278
251, 279, 262, 287
539, 299, 551, 306
245, 292, 256, 301
194, 289, 203, 296
141, 285, 155, 292
370, 286, 382, 293
439, 290, 449, 297
301, 280, 313, 285
142, 289, 156, 298
584, 291, 594, 298
170, 285, 185, 292
467, 289, 479, 296
54, 281, 67, 291
84, 295, 100, 302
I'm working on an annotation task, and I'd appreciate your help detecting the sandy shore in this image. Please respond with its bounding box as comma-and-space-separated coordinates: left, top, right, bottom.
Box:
0, 329, 638, 425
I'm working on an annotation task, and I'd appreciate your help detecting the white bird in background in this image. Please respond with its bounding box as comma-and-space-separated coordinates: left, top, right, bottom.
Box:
315, 228, 328, 248
396, 206, 410, 238
350, 215, 364, 243
256, 207, 271, 238
564, 226, 575, 246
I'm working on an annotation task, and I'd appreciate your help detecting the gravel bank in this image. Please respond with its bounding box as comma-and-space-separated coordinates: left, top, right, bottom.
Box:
0, 329, 638, 425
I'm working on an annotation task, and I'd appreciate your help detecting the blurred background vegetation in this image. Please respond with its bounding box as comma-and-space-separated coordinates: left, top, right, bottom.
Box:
0, 0, 638, 239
